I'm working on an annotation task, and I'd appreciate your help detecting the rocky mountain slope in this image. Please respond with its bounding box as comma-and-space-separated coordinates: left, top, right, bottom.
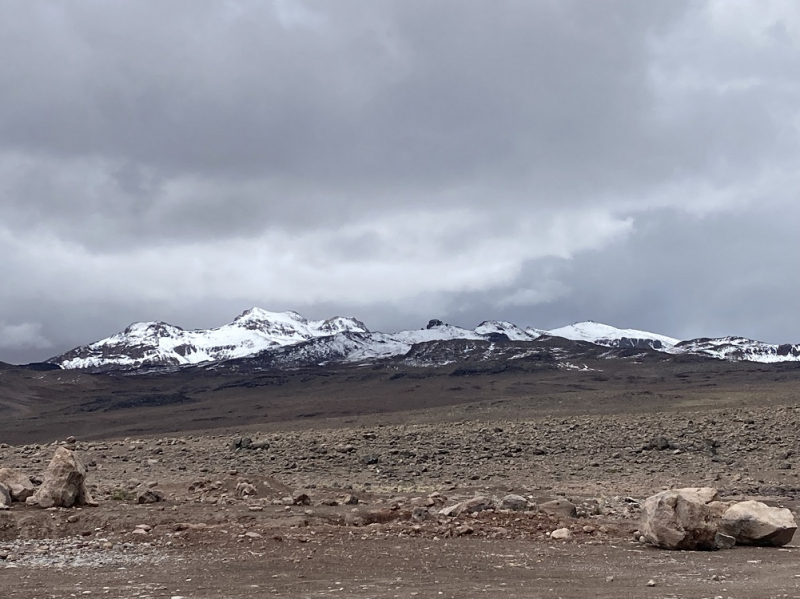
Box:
47, 308, 800, 372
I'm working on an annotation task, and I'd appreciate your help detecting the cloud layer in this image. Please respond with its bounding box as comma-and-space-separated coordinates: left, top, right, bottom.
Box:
1, 1, 798, 363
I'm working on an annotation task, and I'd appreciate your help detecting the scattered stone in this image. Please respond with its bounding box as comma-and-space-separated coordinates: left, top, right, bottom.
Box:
719, 500, 797, 547
455, 524, 474, 536
500, 494, 529, 511
539, 498, 577, 519
439, 495, 493, 517
411, 506, 432, 521
343, 494, 359, 505
230, 437, 252, 450
550, 527, 572, 540
293, 493, 311, 506
714, 532, 736, 550
236, 482, 258, 498
136, 487, 165, 504
426, 492, 446, 508
360, 454, 380, 465
646, 579, 656, 587
28, 447, 98, 508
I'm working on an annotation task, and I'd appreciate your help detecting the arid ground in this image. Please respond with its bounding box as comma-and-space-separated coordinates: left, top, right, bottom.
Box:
2, 355, 800, 597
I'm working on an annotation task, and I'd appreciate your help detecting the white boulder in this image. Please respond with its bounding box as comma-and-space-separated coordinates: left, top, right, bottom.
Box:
720, 500, 797, 547
28, 447, 98, 508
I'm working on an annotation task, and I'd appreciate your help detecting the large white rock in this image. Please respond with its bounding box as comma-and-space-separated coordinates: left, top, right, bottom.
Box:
28, 447, 98, 508
0, 467, 36, 502
639, 487, 729, 550
720, 500, 797, 547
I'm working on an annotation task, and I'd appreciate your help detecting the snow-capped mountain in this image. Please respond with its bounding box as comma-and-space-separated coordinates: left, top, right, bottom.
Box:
53, 308, 369, 370
674, 337, 800, 363
547, 321, 680, 350
47, 310, 800, 372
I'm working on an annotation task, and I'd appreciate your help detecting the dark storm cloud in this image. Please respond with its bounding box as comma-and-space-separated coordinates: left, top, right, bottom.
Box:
0, 1, 696, 244
446, 205, 800, 345
0, 0, 798, 362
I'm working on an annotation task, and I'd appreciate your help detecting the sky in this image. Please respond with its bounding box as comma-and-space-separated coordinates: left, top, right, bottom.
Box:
1, 0, 798, 364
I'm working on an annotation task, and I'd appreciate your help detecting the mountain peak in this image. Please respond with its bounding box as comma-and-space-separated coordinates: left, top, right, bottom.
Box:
234, 307, 307, 324
122, 321, 184, 337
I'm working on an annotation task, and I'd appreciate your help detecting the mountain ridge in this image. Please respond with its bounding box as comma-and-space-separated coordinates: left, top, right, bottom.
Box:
46, 308, 800, 372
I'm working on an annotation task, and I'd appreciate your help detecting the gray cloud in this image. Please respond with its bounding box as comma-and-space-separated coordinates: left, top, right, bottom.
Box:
0, 0, 798, 362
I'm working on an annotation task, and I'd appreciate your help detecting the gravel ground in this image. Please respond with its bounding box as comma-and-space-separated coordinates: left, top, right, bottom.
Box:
3, 402, 800, 597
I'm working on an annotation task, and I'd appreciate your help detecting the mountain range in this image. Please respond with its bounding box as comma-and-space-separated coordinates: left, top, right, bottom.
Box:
46, 308, 800, 372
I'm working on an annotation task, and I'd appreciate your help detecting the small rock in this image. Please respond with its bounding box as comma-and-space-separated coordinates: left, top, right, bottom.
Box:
440, 495, 493, 518
550, 527, 572, 540
293, 493, 311, 506
646, 579, 656, 587
236, 482, 258, 498
500, 494, 529, 511
539, 498, 577, 519
714, 532, 736, 550
455, 525, 474, 536
136, 487, 165, 504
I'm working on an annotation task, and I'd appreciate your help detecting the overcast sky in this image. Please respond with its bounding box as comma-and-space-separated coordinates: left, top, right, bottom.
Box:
1, 0, 798, 364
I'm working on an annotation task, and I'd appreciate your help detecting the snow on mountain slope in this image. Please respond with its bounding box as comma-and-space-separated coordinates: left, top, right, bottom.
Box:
546, 321, 680, 350
674, 337, 800, 363
389, 319, 483, 344
475, 320, 539, 341
48, 309, 800, 371
53, 308, 369, 370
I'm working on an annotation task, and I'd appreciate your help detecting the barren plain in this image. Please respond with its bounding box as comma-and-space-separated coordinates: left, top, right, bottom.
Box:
2, 351, 800, 598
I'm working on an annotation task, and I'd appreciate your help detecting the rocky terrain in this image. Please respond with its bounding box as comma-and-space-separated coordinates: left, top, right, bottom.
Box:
3, 393, 800, 597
